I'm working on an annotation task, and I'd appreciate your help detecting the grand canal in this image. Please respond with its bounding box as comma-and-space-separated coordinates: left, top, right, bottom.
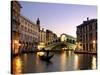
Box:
12, 51, 97, 74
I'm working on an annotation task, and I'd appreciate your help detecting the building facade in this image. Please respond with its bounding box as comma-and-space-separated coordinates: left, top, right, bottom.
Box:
19, 15, 40, 51
76, 18, 97, 53
46, 29, 57, 45
40, 28, 46, 44
11, 1, 22, 54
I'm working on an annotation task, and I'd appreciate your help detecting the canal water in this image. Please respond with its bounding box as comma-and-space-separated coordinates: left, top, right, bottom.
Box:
12, 51, 97, 74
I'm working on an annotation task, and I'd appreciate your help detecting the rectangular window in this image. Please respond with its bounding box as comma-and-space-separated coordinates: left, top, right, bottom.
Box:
95, 23, 97, 30
83, 44, 85, 50
86, 44, 88, 51
89, 33, 92, 41
96, 32, 97, 40
89, 25, 92, 31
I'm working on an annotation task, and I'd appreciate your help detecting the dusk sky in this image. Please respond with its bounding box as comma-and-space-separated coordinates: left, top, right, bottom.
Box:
19, 1, 97, 37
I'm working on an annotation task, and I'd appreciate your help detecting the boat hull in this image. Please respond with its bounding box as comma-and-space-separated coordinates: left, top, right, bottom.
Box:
39, 54, 54, 61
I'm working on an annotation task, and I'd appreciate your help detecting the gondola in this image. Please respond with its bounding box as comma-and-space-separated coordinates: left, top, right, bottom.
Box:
39, 54, 54, 61
37, 48, 54, 61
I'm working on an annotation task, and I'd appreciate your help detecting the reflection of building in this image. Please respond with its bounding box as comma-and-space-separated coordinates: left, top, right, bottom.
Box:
11, 1, 22, 54
12, 56, 22, 74
19, 15, 40, 51
74, 54, 96, 70
76, 18, 97, 53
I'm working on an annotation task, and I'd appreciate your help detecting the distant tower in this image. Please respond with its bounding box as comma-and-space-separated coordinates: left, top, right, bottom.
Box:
36, 18, 40, 31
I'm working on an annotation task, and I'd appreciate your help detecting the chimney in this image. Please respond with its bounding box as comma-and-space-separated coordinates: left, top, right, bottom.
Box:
87, 17, 89, 21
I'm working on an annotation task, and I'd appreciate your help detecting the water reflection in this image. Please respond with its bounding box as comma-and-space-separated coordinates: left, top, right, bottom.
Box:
92, 55, 97, 70
12, 56, 22, 74
68, 51, 71, 57
23, 53, 28, 65
60, 51, 67, 71
12, 51, 97, 74
74, 54, 97, 70
35, 54, 44, 72
74, 54, 79, 70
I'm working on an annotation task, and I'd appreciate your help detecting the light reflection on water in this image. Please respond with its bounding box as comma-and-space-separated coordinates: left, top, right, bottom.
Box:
12, 56, 22, 74
74, 54, 79, 70
12, 51, 97, 74
60, 51, 67, 71
92, 55, 97, 70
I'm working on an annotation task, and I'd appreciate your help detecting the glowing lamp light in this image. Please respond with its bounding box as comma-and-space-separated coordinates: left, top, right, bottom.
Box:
19, 43, 21, 46
93, 40, 96, 44
13, 57, 22, 74
37, 42, 45, 50
37, 52, 45, 56
14, 40, 19, 44
92, 56, 96, 70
